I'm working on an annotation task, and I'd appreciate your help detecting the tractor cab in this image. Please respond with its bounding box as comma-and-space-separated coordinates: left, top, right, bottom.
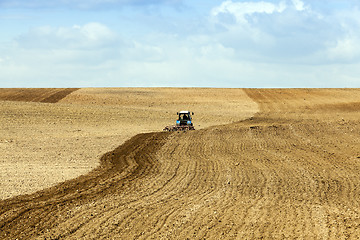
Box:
177, 111, 194, 126
163, 111, 195, 131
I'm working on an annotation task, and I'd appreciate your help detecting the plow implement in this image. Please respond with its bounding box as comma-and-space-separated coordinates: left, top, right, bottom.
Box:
163, 125, 195, 132
163, 111, 195, 132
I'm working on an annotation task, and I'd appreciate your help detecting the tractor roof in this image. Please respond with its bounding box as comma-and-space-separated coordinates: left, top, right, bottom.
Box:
179, 111, 190, 114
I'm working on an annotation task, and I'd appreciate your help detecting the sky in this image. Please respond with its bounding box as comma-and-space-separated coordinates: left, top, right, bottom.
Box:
1, 0, 360, 88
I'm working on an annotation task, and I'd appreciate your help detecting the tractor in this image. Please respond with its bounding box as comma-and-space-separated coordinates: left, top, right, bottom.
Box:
163, 111, 195, 131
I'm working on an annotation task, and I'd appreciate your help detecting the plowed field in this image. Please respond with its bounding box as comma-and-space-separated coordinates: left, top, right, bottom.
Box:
0, 88, 256, 199
0, 88, 79, 103
1, 88, 360, 239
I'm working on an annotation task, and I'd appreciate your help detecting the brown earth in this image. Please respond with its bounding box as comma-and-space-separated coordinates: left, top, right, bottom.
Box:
0, 88, 80, 103
0, 88, 256, 199
1, 88, 360, 239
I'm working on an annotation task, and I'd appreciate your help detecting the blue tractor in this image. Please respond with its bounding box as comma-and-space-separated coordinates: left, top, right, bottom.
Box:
164, 111, 195, 131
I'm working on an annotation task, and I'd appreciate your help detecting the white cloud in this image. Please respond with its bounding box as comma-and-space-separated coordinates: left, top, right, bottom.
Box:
210, 0, 316, 27
16, 23, 118, 50
78, 23, 116, 42
291, 0, 306, 11
200, 43, 235, 59
322, 6, 360, 63
327, 36, 360, 62
211, 0, 287, 24
208, 0, 360, 66
124, 41, 166, 62
2, 1, 360, 87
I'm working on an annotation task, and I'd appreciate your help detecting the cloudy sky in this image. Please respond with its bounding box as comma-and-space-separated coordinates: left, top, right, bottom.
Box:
1, 0, 360, 87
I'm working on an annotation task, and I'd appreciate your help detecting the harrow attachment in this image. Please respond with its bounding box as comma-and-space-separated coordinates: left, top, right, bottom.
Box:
163, 125, 195, 132
163, 111, 195, 132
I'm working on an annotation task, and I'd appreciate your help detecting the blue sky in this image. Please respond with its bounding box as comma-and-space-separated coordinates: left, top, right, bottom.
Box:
1, 0, 360, 88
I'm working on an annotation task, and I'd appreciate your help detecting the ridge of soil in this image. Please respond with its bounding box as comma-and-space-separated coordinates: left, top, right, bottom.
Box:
0, 88, 80, 103
0, 132, 169, 239
1, 88, 256, 200
2, 88, 360, 239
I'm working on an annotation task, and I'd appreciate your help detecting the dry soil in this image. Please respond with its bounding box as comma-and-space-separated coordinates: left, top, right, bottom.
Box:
1, 88, 360, 239
0, 88, 256, 199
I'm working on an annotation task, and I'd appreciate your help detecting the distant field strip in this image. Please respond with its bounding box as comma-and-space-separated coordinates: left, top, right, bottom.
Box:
0, 88, 80, 103
1, 89, 360, 239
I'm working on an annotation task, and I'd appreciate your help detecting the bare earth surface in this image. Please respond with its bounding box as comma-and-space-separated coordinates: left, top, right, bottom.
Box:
1, 88, 360, 239
0, 88, 80, 103
0, 88, 256, 199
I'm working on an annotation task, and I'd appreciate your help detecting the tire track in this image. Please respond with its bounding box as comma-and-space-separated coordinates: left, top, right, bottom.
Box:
2, 89, 360, 239
0, 88, 80, 103
0, 132, 170, 239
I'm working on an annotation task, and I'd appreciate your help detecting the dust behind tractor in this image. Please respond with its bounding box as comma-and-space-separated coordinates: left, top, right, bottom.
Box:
163, 111, 195, 131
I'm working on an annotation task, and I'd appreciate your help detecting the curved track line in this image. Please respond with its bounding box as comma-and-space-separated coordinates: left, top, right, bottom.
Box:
2, 89, 360, 239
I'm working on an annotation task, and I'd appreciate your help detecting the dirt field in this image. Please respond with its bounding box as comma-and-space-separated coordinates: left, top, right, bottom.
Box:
0, 88, 256, 199
1, 88, 360, 239
0, 88, 79, 103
